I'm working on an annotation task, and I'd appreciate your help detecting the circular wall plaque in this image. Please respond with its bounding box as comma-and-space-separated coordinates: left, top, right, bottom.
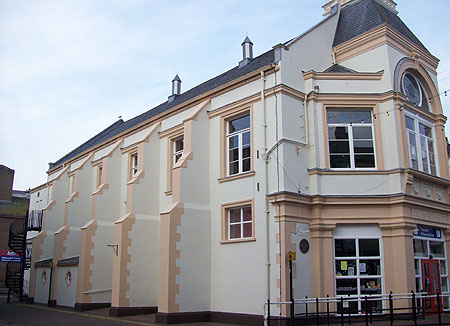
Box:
299, 239, 310, 254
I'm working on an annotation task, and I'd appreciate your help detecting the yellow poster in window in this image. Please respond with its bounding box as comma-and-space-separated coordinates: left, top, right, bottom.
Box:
341, 261, 348, 271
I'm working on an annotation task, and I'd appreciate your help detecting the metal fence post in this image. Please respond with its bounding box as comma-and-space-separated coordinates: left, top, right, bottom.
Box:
267, 299, 270, 326
437, 292, 441, 326
389, 291, 393, 326
291, 298, 295, 326
348, 295, 351, 325
327, 294, 330, 326
365, 296, 368, 326
316, 297, 319, 326
411, 291, 417, 326
340, 297, 344, 326
306, 295, 309, 325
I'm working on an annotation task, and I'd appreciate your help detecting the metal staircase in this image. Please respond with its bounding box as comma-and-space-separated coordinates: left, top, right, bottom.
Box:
5, 210, 42, 302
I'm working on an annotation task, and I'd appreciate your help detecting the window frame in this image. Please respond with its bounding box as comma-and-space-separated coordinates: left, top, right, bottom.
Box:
96, 165, 103, 188
226, 113, 251, 176
404, 111, 437, 176
326, 109, 377, 170
221, 199, 255, 243
333, 236, 384, 314
173, 136, 184, 165
128, 151, 139, 181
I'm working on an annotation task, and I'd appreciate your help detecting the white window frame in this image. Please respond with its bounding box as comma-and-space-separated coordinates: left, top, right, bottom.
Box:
404, 111, 437, 176
226, 114, 251, 176
327, 110, 376, 170
333, 226, 384, 315
228, 205, 252, 240
131, 153, 138, 177
173, 137, 184, 164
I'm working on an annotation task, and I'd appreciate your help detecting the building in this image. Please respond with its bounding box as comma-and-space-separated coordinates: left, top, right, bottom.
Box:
28, 0, 450, 323
0, 165, 30, 293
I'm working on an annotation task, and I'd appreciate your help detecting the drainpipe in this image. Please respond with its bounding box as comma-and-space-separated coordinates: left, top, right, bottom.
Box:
261, 70, 271, 303
303, 92, 310, 145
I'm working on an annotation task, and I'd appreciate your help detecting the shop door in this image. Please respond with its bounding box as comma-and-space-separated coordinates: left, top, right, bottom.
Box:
421, 259, 442, 313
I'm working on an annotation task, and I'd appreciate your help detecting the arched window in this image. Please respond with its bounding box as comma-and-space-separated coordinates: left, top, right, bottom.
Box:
401, 71, 430, 111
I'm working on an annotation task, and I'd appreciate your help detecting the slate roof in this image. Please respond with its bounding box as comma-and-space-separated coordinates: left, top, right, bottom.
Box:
49, 49, 275, 170
324, 64, 358, 73
333, 0, 427, 51
58, 256, 79, 266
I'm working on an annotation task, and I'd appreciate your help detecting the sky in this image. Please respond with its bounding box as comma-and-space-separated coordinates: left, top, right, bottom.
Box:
1, 0, 450, 190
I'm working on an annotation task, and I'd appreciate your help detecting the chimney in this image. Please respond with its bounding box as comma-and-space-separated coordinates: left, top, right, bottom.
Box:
323, 0, 397, 16
239, 36, 253, 68
168, 74, 181, 103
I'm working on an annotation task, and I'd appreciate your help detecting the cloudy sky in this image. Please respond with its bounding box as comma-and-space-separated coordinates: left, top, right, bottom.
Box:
1, 0, 449, 190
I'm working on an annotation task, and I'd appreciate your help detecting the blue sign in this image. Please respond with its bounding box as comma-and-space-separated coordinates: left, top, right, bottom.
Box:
413, 226, 442, 239
0, 250, 22, 263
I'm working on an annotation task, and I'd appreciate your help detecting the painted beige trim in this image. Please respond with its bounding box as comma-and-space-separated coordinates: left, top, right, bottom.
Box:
207, 93, 260, 119
308, 168, 405, 176
220, 199, 255, 243
76, 219, 97, 304
90, 139, 123, 167
91, 183, 108, 196
182, 99, 210, 122
64, 191, 79, 204
394, 60, 443, 116
47, 64, 277, 175
303, 70, 383, 81
158, 201, 183, 313
50, 225, 70, 300
70, 153, 94, 173
164, 126, 184, 193
30, 182, 48, 193
217, 171, 255, 183
219, 104, 254, 179
159, 124, 184, 139
111, 213, 135, 307
307, 90, 403, 104
121, 122, 161, 154
29, 231, 47, 298
264, 84, 306, 102
333, 24, 439, 72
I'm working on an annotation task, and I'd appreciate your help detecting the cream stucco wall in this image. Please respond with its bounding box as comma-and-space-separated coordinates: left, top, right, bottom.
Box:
56, 266, 78, 307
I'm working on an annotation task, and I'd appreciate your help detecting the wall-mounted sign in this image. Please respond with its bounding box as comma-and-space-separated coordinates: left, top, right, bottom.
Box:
413, 226, 442, 239
287, 251, 296, 261
0, 250, 22, 263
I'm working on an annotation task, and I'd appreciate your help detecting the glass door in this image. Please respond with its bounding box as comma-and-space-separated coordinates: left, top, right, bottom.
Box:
421, 259, 442, 313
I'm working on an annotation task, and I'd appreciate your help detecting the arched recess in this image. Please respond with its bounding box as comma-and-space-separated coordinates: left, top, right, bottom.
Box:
393, 58, 443, 115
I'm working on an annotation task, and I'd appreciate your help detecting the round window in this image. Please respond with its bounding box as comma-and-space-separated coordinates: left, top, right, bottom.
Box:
402, 72, 422, 106
41, 271, 47, 285
65, 271, 72, 286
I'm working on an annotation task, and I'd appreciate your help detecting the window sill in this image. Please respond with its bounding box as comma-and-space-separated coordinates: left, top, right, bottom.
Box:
164, 190, 173, 196
220, 237, 256, 244
218, 171, 255, 183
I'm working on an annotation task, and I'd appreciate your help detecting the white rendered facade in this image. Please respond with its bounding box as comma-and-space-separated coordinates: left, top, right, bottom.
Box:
28, 0, 450, 323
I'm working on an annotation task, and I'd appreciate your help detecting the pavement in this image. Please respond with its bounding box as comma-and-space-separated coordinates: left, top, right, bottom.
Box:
0, 297, 234, 326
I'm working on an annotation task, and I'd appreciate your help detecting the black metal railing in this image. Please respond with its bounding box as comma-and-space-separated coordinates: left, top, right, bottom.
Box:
27, 210, 43, 231
265, 291, 449, 326
8, 218, 26, 255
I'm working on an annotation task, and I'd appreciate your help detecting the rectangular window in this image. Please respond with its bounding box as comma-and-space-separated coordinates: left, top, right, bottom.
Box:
405, 114, 436, 175
227, 114, 251, 176
327, 109, 375, 169
334, 238, 382, 314
96, 165, 103, 188
221, 200, 254, 243
173, 137, 184, 164
130, 153, 138, 177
